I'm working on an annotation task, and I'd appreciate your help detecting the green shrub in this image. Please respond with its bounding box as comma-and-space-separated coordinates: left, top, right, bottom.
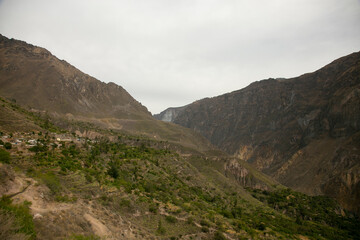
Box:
0, 196, 36, 239
149, 204, 158, 213
0, 211, 29, 240
156, 220, 166, 235
55, 195, 77, 203
165, 215, 177, 223
39, 172, 62, 195
213, 231, 226, 240
0, 148, 10, 163
118, 198, 131, 208
85, 173, 93, 183
107, 163, 119, 179
201, 226, 209, 233
4, 142, 12, 150
231, 206, 242, 218
29, 144, 48, 153
186, 216, 194, 225
256, 222, 266, 231
200, 219, 211, 227
67, 234, 100, 240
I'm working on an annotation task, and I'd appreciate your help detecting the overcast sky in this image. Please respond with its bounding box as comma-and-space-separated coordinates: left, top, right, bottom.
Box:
0, 0, 359, 114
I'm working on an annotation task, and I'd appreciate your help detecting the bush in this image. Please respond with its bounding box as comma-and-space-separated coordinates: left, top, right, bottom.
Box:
165, 215, 177, 223
0, 148, 10, 163
256, 222, 266, 231
201, 226, 209, 233
67, 234, 100, 240
156, 220, 166, 235
119, 198, 131, 208
0, 197, 36, 239
149, 204, 158, 213
29, 144, 48, 153
4, 142, 12, 150
213, 231, 226, 240
107, 163, 119, 179
186, 216, 194, 225
0, 211, 29, 240
85, 173, 93, 183
39, 172, 61, 195
200, 219, 211, 227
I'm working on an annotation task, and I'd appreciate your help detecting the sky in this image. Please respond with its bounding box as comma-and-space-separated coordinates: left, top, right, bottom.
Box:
0, 0, 360, 114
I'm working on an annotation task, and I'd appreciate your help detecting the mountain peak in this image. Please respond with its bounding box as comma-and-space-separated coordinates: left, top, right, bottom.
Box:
0, 34, 151, 119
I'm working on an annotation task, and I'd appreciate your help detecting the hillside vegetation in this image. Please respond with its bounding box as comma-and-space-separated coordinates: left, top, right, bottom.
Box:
0, 97, 359, 240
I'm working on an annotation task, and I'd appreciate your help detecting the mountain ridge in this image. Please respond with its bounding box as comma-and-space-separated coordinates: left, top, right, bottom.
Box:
157, 51, 360, 213
1, 95, 359, 239
0, 34, 359, 239
0, 34, 151, 120
0, 34, 217, 153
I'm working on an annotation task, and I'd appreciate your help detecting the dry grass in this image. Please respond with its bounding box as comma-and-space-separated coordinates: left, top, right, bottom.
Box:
0, 211, 30, 240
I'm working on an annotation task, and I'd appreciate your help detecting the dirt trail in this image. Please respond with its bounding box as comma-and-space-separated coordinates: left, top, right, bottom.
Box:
0, 166, 149, 239
4, 175, 73, 215
84, 213, 112, 238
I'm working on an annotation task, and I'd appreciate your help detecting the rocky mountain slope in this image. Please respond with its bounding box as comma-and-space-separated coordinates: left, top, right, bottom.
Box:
0, 97, 359, 240
159, 52, 360, 213
0, 34, 215, 152
154, 106, 186, 122
0, 34, 359, 239
0, 34, 150, 120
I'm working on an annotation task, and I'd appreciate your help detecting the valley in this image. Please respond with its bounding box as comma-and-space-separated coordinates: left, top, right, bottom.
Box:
157, 52, 360, 215
0, 35, 359, 239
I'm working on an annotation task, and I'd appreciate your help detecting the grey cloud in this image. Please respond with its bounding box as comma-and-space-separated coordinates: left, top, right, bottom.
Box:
0, 0, 359, 114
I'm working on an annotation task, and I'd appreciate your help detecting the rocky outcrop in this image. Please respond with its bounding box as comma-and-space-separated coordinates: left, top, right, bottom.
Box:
164, 52, 360, 213
224, 158, 276, 191
154, 106, 186, 122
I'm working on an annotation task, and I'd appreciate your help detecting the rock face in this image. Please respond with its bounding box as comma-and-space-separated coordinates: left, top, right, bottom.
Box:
165, 52, 360, 213
0, 34, 151, 120
154, 106, 186, 122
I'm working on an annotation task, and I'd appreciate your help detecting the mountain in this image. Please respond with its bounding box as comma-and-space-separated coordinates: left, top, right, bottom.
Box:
0, 34, 216, 152
0, 34, 150, 120
1, 96, 359, 240
0, 34, 359, 239
158, 52, 360, 213
0, 36, 150, 118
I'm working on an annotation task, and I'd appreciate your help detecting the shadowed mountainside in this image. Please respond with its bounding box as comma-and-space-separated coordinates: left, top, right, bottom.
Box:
158, 52, 360, 213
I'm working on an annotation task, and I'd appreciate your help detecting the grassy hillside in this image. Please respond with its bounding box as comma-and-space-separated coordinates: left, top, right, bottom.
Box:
0, 97, 359, 240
